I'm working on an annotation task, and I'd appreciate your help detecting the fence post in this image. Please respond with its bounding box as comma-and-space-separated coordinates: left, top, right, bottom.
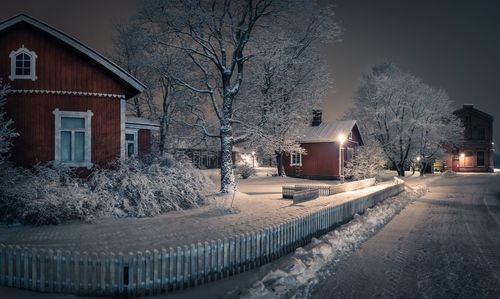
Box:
196, 243, 203, 286
127, 251, 135, 295
175, 246, 182, 290
203, 242, 210, 283
183, 245, 189, 288
137, 251, 143, 294
153, 249, 159, 293
117, 252, 124, 294
190, 243, 197, 285
168, 247, 175, 290
99, 252, 106, 295
216, 240, 223, 280
22, 247, 29, 289
161, 248, 168, 291
145, 250, 151, 294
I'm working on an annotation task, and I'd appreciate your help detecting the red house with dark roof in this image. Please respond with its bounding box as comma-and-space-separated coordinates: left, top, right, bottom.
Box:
284, 111, 364, 179
446, 104, 494, 172
0, 14, 158, 168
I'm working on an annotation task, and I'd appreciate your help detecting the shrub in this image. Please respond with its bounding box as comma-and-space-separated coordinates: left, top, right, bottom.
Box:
0, 155, 212, 225
0, 162, 99, 225
89, 154, 213, 218
235, 163, 256, 179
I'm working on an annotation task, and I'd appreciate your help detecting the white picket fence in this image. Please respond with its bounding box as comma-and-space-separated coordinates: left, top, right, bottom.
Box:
0, 183, 404, 297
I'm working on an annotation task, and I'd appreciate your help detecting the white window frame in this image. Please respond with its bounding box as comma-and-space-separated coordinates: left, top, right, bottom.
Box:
9, 45, 38, 81
290, 152, 302, 166
53, 109, 93, 168
125, 129, 139, 157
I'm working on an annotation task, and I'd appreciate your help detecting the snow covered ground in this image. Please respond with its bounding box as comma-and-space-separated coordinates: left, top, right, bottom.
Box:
237, 185, 426, 298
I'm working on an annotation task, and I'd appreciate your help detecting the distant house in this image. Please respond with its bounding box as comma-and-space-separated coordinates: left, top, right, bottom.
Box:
446, 104, 494, 172
0, 14, 158, 168
283, 110, 364, 179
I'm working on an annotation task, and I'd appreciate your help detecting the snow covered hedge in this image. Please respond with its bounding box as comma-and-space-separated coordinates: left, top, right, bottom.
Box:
89, 155, 212, 218
0, 155, 212, 225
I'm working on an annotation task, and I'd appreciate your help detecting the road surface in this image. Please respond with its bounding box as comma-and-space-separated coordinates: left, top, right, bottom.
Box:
312, 173, 500, 298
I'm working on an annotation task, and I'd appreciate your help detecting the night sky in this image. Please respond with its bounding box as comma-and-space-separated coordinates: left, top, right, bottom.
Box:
1, 0, 499, 152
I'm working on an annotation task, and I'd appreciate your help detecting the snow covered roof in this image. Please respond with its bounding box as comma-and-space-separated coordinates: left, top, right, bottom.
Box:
125, 116, 160, 130
300, 120, 364, 144
0, 14, 146, 97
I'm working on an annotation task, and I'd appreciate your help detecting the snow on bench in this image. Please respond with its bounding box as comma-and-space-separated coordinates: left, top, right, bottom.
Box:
293, 188, 320, 202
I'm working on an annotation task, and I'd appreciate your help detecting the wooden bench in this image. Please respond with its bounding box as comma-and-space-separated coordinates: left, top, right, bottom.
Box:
293, 188, 320, 202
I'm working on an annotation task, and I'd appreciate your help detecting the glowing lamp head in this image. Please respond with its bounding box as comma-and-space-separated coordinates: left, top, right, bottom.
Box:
338, 134, 346, 145
460, 153, 465, 158
251, 151, 255, 156
416, 156, 421, 161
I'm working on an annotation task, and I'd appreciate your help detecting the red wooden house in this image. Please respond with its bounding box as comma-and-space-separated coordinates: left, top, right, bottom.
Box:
284, 111, 364, 179
446, 104, 494, 172
0, 14, 158, 168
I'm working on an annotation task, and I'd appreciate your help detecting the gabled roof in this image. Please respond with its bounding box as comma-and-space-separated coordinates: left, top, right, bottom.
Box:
454, 104, 494, 120
300, 120, 364, 145
0, 14, 145, 97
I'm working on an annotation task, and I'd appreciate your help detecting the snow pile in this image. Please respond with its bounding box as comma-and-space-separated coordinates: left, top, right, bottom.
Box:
442, 170, 456, 177
240, 186, 426, 299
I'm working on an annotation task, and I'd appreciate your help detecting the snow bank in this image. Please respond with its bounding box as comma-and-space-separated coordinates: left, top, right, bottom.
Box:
240, 186, 427, 299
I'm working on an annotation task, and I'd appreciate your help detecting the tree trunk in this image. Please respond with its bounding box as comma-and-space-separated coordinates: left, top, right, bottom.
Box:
220, 126, 234, 193
419, 161, 427, 176
275, 151, 285, 177
396, 162, 405, 176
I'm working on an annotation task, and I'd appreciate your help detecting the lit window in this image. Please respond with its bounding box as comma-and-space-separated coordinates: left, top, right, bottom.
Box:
125, 129, 138, 157
9, 46, 37, 81
290, 152, 302, 166
53, 109, 93, 168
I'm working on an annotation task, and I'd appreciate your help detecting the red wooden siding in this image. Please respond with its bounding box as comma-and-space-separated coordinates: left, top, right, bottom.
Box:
5, 94, 120, 167
0, 23, 128, 95
138, 129, 151, 154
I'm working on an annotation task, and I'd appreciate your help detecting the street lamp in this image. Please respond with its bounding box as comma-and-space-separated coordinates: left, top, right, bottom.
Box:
251, 151, 256, 168
338, 134, 346, 183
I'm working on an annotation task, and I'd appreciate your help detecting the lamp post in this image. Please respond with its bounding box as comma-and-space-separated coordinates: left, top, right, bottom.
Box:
338, 134, 346, 183
251, 151, 256, 168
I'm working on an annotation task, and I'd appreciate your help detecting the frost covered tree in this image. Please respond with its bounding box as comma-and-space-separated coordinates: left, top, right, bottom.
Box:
235, 2, 339, 176
414, 86, 462, 176
0, 81, 17, 162
347, 63, 462, 176
345, 141, 387, 180
136, 0, 329, 192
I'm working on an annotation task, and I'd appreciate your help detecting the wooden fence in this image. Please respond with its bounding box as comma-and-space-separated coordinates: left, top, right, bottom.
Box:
0, 183, 404, 297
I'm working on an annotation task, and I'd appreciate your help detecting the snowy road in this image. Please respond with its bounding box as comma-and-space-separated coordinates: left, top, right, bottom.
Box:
312, 173, 500, 298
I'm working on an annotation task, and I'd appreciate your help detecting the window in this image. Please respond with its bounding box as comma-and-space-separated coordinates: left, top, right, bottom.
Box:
348, 131, 353, 140
477, 151, 485, 166
290, 152, 302, 166
125, 129, 138, 157
478, 128, 486, 140
53, 109, 93, 168
9, 46, 37, 81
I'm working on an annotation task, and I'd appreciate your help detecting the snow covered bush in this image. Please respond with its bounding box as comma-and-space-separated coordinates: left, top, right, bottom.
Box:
0, 163, 99, 225
345, 142, 387, 181
89, 154, 212, 218
235, 163, 256, 179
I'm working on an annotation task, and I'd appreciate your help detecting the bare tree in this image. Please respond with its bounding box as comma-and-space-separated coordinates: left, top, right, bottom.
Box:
136, 0, 319, 193
347, 63, 462, 176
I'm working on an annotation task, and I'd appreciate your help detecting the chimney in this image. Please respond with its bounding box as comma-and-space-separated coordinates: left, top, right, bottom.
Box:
463, 104, 474, 109
312, 109, 322, 126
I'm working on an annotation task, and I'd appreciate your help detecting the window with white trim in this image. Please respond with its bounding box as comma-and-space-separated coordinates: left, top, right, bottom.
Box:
9, 46, 37, 81
125, 129, 138, 157
290, 152, 302, 166
53, 109, 93, 168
